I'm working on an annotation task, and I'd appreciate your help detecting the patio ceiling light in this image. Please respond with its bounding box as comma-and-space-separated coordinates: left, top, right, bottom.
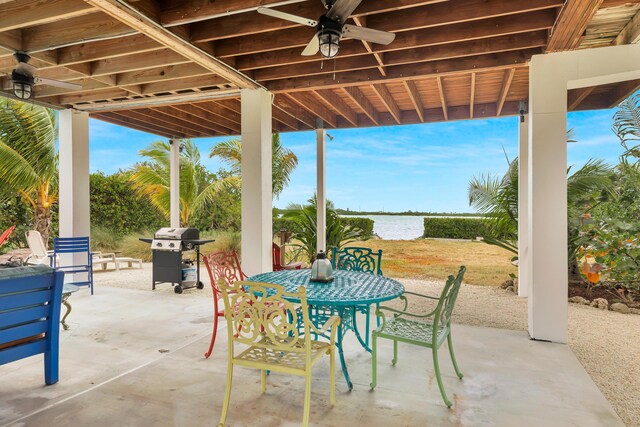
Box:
318, 29, 341, 58
11, 71, 33, 100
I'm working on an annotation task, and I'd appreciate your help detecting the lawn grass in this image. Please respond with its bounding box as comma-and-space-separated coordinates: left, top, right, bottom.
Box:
356, 238, 517, 286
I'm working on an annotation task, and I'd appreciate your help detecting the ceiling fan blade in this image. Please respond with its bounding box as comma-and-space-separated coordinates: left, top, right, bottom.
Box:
326, 0, 362, 24
342, 24, 396, 45
301, 35, 320, 56
257, 7, 317, 27
35, 77, 82, 90
15, 62, 37, 75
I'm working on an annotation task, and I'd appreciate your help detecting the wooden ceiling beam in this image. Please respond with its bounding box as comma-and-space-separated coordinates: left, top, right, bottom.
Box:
371, 84, 401, 124
22, 13, 135, 53
134, 75, 228, 95
608, 79, 640, 108
614, 8, 640, 45
93, 112, 176, 137
90, 48, 189, 76
110, 109, 205, 137
272, 105, 301, 131
136, 107, 220, 136
166, 104, 237, 134
0, 30, 23, 52
116, 63, 210, 86
187, 0, 447, 39
286, 92, 338, 128
145, 106, 228, 135
161, 0, 307, 26
403, 81, 424, 122
252, 31, 548, 83
436, 77, 448, 120
57, 34, 162, 65
342, 86, 379, 125
273, 95, 316, 129
351, 16, 386, 77
266, 48, 540, 92
547, 0, 605, 52
214, 99, 242, 114
313, 89, 359, 127
567, 87, 596, 110
470, 72, 476, 118
497, 68, 516, 116
211, 8, 556, 57
191, 101, 242, 125
0, 0, 97, 33
58, 88, 131, 104
86, 0, 259, 89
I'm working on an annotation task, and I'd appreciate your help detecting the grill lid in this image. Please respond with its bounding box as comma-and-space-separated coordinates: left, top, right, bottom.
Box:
154, 227, 199, 240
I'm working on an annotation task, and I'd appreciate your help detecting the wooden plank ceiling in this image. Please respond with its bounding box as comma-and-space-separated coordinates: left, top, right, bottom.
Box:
0, 0, 639, 138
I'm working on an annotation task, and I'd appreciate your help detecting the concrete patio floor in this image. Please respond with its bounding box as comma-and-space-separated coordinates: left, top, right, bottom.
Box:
0, 285, 624, 427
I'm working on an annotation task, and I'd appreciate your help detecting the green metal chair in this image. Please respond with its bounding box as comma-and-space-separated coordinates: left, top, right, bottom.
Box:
331, 246, 383, 349
370, 266, 466, 407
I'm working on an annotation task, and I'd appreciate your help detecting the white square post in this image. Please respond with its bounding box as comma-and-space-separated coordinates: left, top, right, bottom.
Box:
169, 139, 180, 228
517, 113, 529, 297
59, 110, 90, 239
241, 88, 273, 276
527, 43, 640, 343
316, 128, 327, 254
58, 109, 90, 280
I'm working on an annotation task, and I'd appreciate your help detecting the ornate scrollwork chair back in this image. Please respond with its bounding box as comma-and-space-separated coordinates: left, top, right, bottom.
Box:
331, 246, 383, 276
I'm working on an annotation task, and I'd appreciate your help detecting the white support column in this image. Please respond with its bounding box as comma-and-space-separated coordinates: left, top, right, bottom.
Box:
517, 113, 529, 298
241, 88, 273, 276
59, 110, 90, 239
527, 43, 640, 343
169, 139, 180, 228
316, 128, 327, 254
58, 110, 90, 281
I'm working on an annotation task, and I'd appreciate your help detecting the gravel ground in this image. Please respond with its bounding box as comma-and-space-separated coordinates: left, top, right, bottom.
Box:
92, 265, 639, 427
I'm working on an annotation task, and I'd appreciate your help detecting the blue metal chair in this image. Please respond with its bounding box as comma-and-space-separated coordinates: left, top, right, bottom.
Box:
331, 246, 384, 349
53, 237, 94, 295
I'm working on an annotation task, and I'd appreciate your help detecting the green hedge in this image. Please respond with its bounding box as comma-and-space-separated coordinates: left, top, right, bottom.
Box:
342, 217, 374, 238
273, 216, 374, 238
423, 217, 492, 240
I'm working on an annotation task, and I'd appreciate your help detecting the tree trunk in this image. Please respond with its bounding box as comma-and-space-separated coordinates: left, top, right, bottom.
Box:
568, 258, 583, 283
34, 200, 52, 249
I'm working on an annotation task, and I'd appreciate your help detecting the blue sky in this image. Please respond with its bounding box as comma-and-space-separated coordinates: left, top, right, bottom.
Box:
89, 107, 625, 213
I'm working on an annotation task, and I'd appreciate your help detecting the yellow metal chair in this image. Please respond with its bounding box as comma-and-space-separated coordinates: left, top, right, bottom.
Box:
218, 280, 340, 427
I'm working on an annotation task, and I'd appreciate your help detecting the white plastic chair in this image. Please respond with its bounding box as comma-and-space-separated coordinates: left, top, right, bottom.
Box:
25, 230, 56, 265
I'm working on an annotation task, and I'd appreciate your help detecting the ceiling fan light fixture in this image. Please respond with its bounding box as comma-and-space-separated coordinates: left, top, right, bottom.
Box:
319, 32, 340, 58
11, 71, 34, 100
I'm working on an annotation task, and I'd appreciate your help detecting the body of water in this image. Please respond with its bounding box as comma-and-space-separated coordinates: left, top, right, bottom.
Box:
342, 214, 481, 240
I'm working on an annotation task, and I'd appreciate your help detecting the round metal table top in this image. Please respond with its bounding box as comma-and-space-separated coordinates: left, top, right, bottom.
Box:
246, 269, 404, 306
62, 284, 80, 294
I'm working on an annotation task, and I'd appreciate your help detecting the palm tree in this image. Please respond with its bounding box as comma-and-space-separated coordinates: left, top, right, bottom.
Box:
0, 98, 57, 245
468, 152, 613, 278
129, 140, 219, 226
210, 133, 298, 198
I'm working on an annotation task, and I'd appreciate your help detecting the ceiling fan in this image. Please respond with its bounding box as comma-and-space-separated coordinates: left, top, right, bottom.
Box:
257, 0, 396, 59
6, 52, 81, 100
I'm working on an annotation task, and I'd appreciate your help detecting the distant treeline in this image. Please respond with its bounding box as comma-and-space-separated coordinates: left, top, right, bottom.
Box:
273, 207, 484, 217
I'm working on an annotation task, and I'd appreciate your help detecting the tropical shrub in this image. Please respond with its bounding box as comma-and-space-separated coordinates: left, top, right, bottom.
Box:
90, 226, 122, 253
90, 172, 165, 235
283, 196, 369, 262
118, 232, 154, 262
423, 217, 492, 240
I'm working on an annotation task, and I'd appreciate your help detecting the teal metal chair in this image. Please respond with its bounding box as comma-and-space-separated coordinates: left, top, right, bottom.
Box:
331, 246, 383, 349
370, 266, 466, 407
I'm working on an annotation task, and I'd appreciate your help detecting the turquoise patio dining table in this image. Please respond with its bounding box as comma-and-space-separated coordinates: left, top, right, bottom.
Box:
246, 268, 404, 389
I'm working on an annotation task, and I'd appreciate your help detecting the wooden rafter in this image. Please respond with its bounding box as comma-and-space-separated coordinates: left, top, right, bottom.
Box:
614, 8, 640, 45
341, 87, 379, 125
567, 87, 596, 110
94, 112, 176, 137
547, 0, 605, 52
168, 104, 237, 134
286, 92, 338, 128
607, 79, 640, 108
403, 81, 424, 123
313, 89, 359, 127
436, 76, 448, 120
0, 0, 97, 33
273, 95, 316, 129
470, 72, 476, 118
351, 16, 386, 77
372, 84, 401, 124
85, 0, 259, 89
496, 68, 516, 116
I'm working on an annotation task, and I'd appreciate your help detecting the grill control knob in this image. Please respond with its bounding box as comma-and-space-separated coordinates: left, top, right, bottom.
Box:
169, 242, 175, 248
156, 242, 162, 247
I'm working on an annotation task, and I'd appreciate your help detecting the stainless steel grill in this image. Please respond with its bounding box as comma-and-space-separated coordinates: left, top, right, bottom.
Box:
140, 228, 213, 294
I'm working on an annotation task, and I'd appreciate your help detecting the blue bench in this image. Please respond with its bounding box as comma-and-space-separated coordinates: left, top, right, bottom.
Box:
0, 265, 65, 385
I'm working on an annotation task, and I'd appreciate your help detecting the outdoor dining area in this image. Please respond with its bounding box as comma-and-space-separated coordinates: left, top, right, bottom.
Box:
0, 242, 625, 426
